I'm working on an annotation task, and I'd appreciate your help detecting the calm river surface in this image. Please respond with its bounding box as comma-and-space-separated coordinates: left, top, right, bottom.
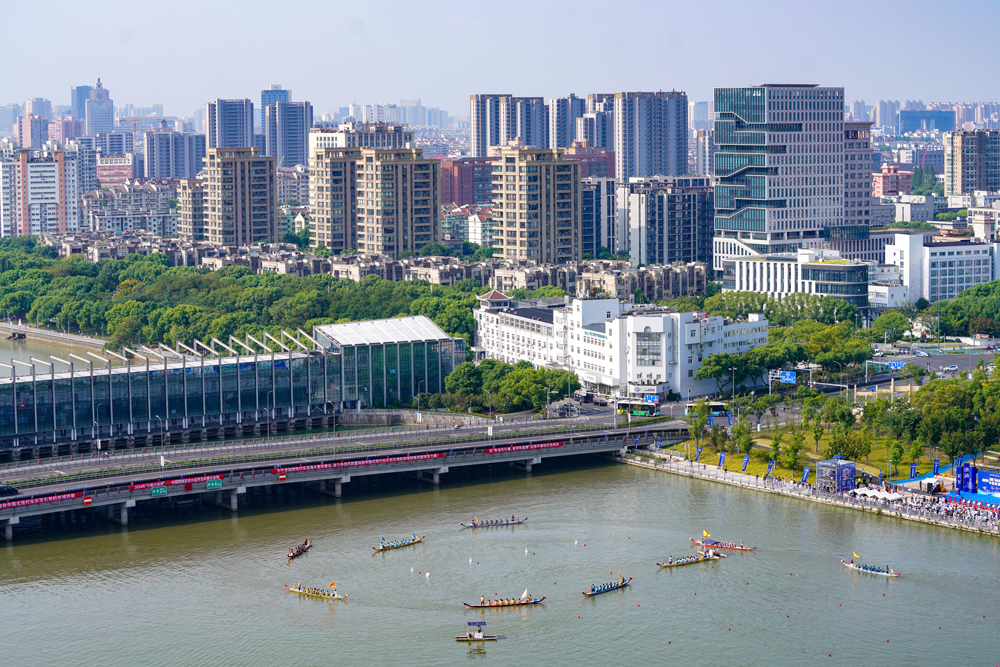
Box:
2, 458, 999, 666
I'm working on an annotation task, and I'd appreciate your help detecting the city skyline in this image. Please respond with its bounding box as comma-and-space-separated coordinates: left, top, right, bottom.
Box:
3, 0, 999, 118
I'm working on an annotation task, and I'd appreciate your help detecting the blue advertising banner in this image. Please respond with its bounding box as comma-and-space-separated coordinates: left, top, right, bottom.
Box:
910, 462, 917, 479
695, 446, 703, 462
801, 467, 811, 484
836, 462, 857, 493
933, 459, 940, 475
978, 470, 1000, 496
956, 456, 964, 469
718, 452, 726, 468
956, 464, 964, 491
765, 460, 775, 478
727, 412, 734, 427
742, 455, 749, 472
709, 416, 714, 427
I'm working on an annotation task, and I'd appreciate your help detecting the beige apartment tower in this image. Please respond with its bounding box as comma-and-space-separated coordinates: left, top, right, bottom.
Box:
310, 146, 439, 257
202, 147, 277, 245
178, 178, 207, 241
491, 143, 581, 263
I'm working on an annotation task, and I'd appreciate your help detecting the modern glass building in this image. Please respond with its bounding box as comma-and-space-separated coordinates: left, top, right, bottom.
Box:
712, 84, 845, 274
0, 315, 464, 460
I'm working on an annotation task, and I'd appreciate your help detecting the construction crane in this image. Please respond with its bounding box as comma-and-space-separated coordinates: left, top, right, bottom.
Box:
117, 116, 179, 136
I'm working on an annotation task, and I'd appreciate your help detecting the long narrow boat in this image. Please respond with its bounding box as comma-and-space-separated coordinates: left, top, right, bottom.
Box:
372, 535, 425, 552
657, 554, 722, 568
287, 540, 312, 558
463, 596, 545, 608
690, 538, 756, 551
583, 578, 632, 596
284, 584, 348, 600
841, 560, 901, 577
460, 517, 528, 528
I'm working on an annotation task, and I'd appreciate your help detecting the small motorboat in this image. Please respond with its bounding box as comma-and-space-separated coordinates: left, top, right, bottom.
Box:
457, 621, 497, 642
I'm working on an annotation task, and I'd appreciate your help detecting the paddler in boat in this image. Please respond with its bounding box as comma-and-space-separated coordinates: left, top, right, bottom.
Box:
668, 556, 673, 564
740, 540, 744, 548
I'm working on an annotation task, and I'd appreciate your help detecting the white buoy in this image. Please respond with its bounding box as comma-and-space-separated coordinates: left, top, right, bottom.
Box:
469, 557, 472, 564
411, 567, 414, 572
575, 540, 578, 545
426, 572, 430, 578
525, 548, 528, 554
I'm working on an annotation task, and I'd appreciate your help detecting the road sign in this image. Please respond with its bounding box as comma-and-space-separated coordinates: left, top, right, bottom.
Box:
871, 385, 877, 393
779, 371, 797, 384
644, 394, 659, 404
886, 360, 905, 370
151, 486, 167, 497
207, 479, 222, 489
83, 496, 92, 506
768, 369, 782, 381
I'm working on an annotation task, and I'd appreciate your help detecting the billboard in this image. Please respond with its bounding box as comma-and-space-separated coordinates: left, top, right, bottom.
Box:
979, 470, 1000, 497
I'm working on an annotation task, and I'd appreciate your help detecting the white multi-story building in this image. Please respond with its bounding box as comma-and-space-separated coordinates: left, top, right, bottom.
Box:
473, 291, 769, 401
89, 209, 178, 236
885, 231, 1000, 303
308, 122, 413, 151
722, 248, 873, 310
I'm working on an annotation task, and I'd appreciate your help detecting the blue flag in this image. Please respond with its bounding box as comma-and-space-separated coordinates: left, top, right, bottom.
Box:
933, 459, 940, 475
727, 412, 734, 426
709, 415, 714, 427
718, 452, 726, 468
801, 467, 811, 484
695, 446, 703, 462
742, 455, 750, 472
765, 460, 775, 478
910, 462, 917, 479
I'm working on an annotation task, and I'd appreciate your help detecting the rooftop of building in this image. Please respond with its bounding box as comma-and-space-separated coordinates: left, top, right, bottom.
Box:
314, 315, 456, 347
504, 308, 555, 324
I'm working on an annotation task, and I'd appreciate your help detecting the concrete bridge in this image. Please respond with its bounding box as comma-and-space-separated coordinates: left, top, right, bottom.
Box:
0, 422, 689, 541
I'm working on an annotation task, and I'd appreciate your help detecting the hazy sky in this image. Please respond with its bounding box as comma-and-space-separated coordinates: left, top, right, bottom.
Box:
5, 0, 997, 118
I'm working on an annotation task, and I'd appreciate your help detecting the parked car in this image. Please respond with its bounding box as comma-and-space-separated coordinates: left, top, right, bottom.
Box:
594, 399, 608, 406
943, 365, 959, 372
0, 485, 18, 497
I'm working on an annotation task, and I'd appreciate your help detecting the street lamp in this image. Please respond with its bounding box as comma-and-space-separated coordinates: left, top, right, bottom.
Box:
416, 380, 425, 423
729, 366, 738, 419
266, 390, 274, 441
94, 402, 105, 456
155, 415, 164, 447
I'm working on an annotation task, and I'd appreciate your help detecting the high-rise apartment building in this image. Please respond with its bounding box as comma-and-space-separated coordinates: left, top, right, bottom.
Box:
614, 91, 688, 180
848, 100, 868, 122
143, 130, 207, 178
694, 130, 715, 176
64, 139, 98, 195
581, 177, 616, 257
875, 100, 899, 130
562, 141, 615, 179
14, 115, 48, 149
491, 143, 581, 263
47, 117, 83, 144
70, 85, 92, 120
85, 79, 114, 136
178, 178, 207, 241
356, 149, 439, 257
264, 101, 313, 167
0, 144, 80, 237
549, 94, 585, 149
201, 147, 276, 244
309, 122, 413, 151
260, 85, 290, 129
944, 130, 1000, 195
843, 121, 874, 227
469, 94, 509, 157
441, 157, 496, 206
206, 99, 254, 149
618, 175, 714, 266
576, 111, 613, 150
499, 96, 548, 149
712, 84, 845, 272
24, 98, 52, 121
309, 147, 360, 252
689, 100, 712, 131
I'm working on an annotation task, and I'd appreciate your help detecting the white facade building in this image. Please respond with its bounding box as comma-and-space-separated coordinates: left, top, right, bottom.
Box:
721, 248, 872, 309
885, 231, 1000, 303
0, 144, 80, 237
473, 291, 769, 401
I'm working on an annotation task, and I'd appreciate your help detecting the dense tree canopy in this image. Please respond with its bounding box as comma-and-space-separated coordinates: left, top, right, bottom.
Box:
702, 291, 859, 327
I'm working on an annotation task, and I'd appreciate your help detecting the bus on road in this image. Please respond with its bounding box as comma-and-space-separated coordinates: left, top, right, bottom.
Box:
616, 401, 660, 417
684, 401, 727, 417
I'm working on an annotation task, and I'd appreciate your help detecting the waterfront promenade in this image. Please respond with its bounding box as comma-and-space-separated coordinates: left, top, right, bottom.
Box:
0, 322, 105, 350
619, 452, 1000, 536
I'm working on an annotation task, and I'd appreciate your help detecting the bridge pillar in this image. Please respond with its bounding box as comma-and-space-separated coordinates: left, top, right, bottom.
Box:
3, 516, 19, 541
513, 456, 541, 473
106, 499, 136, 526
418, 466, 449, 485
318, 476, 350, 498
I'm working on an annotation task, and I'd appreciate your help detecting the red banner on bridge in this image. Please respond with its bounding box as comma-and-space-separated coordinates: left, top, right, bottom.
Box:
129, 475, 223, 491
273, 452, 446, 475
485, 442, 563, 454
0, 492, 83, 510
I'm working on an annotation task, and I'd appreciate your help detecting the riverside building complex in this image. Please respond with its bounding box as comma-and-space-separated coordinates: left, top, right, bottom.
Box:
473, 291, 768, 401
0, 315, 463, 460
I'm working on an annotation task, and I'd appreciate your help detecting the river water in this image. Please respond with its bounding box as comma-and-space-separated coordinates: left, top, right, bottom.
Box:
2, 458, 999, 665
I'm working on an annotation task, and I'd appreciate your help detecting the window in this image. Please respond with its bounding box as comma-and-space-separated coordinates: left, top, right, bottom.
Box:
635, 327, 662, 367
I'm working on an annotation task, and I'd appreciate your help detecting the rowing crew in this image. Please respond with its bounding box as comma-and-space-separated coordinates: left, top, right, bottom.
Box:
590, 576, 626, 593
666, 555, 701, 565
289, 539, 310, 556
474, 516, 518, 526
478, 595, 530, 606
715, 540, 745, 549
294, 582, 338, 597
380, 535, 417, 549
849, 560, 893, 574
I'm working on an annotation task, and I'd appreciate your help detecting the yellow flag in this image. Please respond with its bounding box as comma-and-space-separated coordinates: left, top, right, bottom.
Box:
703, 530, 711, 538
852, 552, 860, 559
328, 581, 336, 588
